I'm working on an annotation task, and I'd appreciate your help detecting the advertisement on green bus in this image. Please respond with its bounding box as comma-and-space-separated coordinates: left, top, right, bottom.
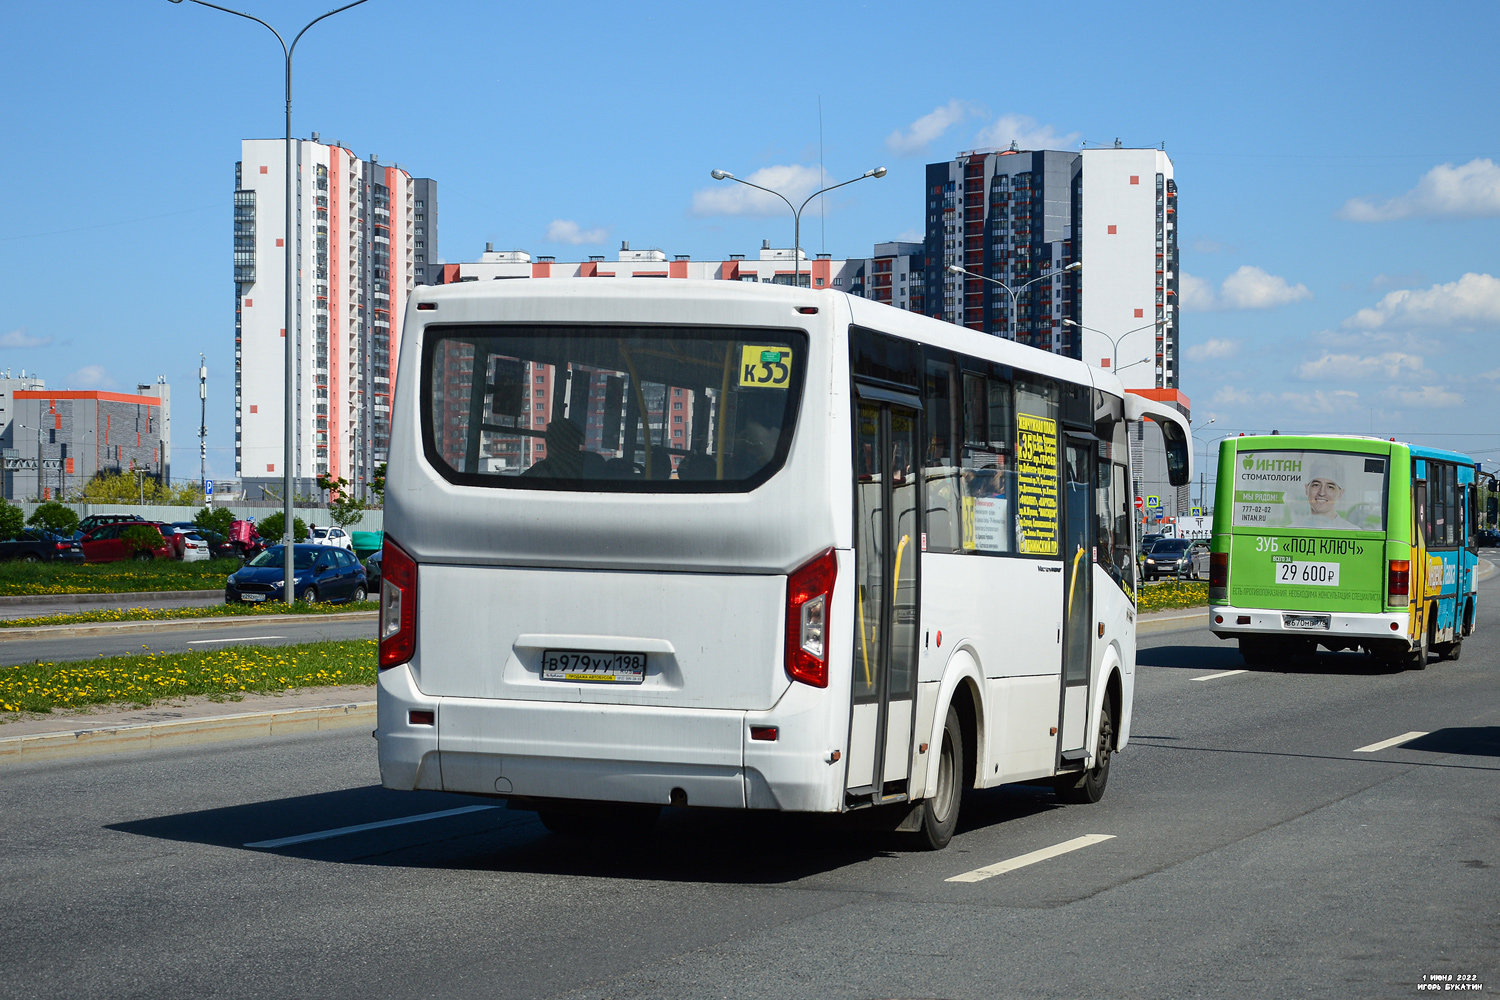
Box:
1216, 440, 1392, 613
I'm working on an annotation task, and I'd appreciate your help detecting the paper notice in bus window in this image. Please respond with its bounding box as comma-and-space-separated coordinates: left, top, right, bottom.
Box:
739, 346, 794, 388
972, 496, 1010, 552
1232, 449, 1385, 532
1016, 413, 1059, 556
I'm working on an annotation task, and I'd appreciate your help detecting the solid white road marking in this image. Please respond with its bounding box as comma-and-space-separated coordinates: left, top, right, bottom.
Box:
245, 805, 498, 848
1191, 669, 1247, 682
946, 834, 1116, 884
1354, 731, 1429, 753
186, 636, 287, 645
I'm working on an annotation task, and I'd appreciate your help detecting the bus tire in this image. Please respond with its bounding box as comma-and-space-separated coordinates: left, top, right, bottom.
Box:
1057, 695, 1114, 804
1239, 636, 1275, 666
1442, 640, 1463, 661
915, 705, 963, 851
1407, 615, 1431, 670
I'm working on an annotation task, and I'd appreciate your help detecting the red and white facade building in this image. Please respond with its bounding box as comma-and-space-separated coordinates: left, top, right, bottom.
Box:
234, 136, 432, 498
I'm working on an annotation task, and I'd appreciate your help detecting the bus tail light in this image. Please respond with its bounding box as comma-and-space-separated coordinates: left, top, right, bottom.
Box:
785, 548, 836, 688
1209, 552, 1229, 602
378, 537, 417, 669
1388, 559, 1410, 608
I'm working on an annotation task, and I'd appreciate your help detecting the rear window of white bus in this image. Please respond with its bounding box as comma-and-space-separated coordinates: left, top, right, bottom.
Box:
420, 324, 807, 492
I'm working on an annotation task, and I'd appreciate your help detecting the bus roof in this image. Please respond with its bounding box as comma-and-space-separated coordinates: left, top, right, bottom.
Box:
1227, 433, 1476, 467
407, 277, 1128, 401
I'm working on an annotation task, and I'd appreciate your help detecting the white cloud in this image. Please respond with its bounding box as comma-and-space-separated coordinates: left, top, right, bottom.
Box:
973, 113, 1080, 151
1180, 266, 1311, 311
896, 228, 924, 242
1295, 352, 1428, 381
1185, 338, 1240, 362
0, 328, 51, 348
1344, 272, 1500, 331
886, 100, 973, 156
1211, 386, 1360, 416
691, 164, 824, 218
1191, 238, 1236, 255
1382, 385, 1465, 408
68, 365, 114, 389
544, 219, 609, 245
1339, 158, 1500, 221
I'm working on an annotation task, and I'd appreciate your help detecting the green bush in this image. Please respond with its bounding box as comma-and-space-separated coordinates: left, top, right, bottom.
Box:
26, 501, 79, 537
193, 505, 235, 537
121, 524, 166, 555
256, 511, 308, 543
0, 498, 24, 541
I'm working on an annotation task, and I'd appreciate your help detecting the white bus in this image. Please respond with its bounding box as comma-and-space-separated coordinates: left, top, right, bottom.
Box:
375, 279, 1191, 848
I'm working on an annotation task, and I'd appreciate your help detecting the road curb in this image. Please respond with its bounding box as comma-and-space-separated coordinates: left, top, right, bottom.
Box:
1477, 558, 1496, 583
0, 701, 375, 765
1139, 609, 1205, 635
0, 610, 376, 642
0, 589, 224, 608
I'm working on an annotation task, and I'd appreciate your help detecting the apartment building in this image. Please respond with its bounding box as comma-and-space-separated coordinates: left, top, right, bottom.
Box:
0, 376, 171, 501
234, 135, 436, 499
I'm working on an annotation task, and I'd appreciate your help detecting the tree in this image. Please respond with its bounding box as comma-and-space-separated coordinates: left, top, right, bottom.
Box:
370, 463, 387, 505
317, 472, 366, 529
0, 498, 24, 540
27, 501, 79, 537
193, 505, 234, 537
256, 511, 308, 543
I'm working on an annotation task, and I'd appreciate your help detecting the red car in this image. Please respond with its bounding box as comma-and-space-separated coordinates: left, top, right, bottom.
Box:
80, 523, 174, 562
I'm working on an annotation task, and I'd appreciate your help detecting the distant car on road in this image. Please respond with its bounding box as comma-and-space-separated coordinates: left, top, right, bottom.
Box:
0, 529, 85, 564
363, 547, 382, 594
1142, 537, 1205, 581
225, 544, 368, 604
1478, 528, 1500, 548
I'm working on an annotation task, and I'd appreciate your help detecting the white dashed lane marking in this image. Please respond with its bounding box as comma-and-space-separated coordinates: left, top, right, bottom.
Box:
245, 805, 498, 848
946, 834, 1116, 884
1354, 731, 1429, 753
1191, 669, 1247, 682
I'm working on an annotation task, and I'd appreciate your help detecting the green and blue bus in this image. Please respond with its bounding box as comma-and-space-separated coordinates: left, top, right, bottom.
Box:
1209, 435, 1479, 668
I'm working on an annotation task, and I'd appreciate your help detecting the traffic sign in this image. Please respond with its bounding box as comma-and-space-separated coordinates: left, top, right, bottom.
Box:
1190, 506, 1203, 517
1146, 495, 1161, 508
205, 479, 214, 497
1134, 496, 1144, 511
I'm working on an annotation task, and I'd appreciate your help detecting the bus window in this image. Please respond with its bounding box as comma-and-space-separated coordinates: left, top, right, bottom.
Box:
420, 324, 806, 492
923, 354, 962, 553
1097, 452, 1134, 595
959, 369, 1018, 554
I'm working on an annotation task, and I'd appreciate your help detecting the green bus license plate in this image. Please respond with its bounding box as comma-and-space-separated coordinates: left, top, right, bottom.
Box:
1283, 614, 1330, 631
541, 650, 647, 684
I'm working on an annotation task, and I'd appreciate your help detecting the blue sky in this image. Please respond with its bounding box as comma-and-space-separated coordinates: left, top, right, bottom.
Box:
2, 1, 1497, 481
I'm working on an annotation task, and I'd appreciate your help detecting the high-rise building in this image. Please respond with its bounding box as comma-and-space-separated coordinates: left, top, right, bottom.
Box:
233, 135, 436, 498
922, 145, 1180, 396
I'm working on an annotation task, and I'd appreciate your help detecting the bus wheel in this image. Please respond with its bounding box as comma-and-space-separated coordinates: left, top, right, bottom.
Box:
1407, 617, 1431, 670
1057, 697, 1114, 804
915, 706, 963, 851
1239, 636, 1275, 666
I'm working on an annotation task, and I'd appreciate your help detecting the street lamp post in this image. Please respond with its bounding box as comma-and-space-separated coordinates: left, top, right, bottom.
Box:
171, 0, 370, 603
710, 166, 887, 286
1061, 318, 1164, 374
948, 261, 1081, 342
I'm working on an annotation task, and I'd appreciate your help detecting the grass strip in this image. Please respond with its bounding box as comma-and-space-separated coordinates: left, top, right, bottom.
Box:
0, 557, 242, 596
1138, 579, 1209, 613
0, 639, 376, 715
0, 600, 377, 630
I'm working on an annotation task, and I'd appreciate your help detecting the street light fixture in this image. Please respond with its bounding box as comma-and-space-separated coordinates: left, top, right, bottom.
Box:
1061, 317, 1164, 373
170, 0, 371, 603
710, 166, 887, 287
948, 261, 1080, 342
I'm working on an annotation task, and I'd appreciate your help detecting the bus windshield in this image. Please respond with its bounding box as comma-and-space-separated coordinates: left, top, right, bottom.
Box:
1230, 448, 1387, 532
421, 324, 806, 492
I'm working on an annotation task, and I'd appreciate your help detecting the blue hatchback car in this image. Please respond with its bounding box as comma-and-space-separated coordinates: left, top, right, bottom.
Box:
225, 544, 369, 604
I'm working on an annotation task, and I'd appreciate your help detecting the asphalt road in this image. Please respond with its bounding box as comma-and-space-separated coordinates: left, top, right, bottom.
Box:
1, 586, 1496, 999
0, 614, 375, 665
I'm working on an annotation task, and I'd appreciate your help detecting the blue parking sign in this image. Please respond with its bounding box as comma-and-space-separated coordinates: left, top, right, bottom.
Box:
205, 480, 214, 497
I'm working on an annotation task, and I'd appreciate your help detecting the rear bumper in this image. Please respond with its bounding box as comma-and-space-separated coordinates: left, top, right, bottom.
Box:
375, 662, 845, 813
1209, 604, 1413, 648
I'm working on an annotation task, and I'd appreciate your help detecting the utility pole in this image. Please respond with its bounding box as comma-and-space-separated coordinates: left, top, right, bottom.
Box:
199, 354, 208, 502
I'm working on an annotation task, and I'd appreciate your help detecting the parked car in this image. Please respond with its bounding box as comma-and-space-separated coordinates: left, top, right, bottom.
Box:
225, 544, 368, 604
145, 522, 188, 560
1478, 528, 1500, 548
308, 526, 354, 551
1142, 537, 1206, 581
0, 528, 85, 563
80, 522, 173, 562
77, 513, 145, 537
363, 547, 382, 594
180, 532, 211, 563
